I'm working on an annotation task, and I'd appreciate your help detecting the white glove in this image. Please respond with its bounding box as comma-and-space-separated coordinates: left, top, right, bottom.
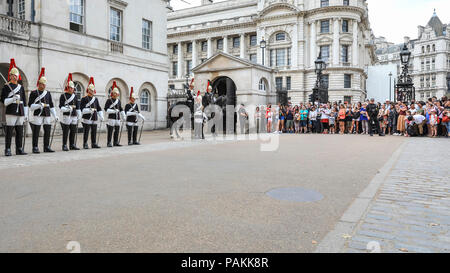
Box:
50, 108, 59, 121
61, 106, 72, 113
127, 111, 137, 117
76, 110, 82, 120
24, 107, 29, 122
14, 94, 21, 102
30, 104, 41, 111
4, 98, 16, 106
120, 111, 126, 120
98, 111, 105, 121
106, 108, 116, 115
82, 108, 93, 115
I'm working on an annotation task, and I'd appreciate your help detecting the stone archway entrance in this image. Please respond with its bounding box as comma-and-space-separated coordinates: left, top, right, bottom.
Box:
211, 76, 237, 134
211, 76, 237, 107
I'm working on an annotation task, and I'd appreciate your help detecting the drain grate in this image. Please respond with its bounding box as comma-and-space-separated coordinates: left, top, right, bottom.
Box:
266, 187, 324, 203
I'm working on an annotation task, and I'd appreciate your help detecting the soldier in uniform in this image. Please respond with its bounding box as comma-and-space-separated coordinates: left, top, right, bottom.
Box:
80, 77, 104, 149
202, 80, 214, 108
59, 73, 81, 151
104, 81, 125, 147
125, 87, 146, 145
1, 59, 28, 156
367, 98, 385, 137
28, 68, 59, 153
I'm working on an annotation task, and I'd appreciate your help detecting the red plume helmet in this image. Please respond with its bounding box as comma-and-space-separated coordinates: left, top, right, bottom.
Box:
197, 91, 200, 97
206, 80, 211, 93
87, 77, 96, 94
65, 73, 73, 91
129, 87, 134, 100
8, 59, 22, 81
36, 68, 45, 87
112, 81, 118, 90
190, 78, 195, 87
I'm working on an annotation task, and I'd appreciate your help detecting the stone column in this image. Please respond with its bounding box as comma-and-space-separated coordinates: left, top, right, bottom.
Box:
310, 21, 316, 68
352, 20, 359, 67
207, 38, 213, 59
192, 40, 198, 68
177, 42, 183, 79
292, 23, 298, 68
223, 35, 229, 53
332, 18, 340, 66
240, 33, 246, 58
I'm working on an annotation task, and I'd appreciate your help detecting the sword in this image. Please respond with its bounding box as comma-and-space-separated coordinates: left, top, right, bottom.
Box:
118, 120, 125, 144
96, 120, 103, 145
138, 119, 145, 143
49, 119, 57, 148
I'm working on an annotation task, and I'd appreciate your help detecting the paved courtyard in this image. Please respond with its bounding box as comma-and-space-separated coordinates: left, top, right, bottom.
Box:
0, 131, 448, 253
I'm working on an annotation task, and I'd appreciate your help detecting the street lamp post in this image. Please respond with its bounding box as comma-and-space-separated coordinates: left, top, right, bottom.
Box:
312, 53, 327, 104
396, 44, 415, 103
260, 37, 266, 66
389, 72, 393, 101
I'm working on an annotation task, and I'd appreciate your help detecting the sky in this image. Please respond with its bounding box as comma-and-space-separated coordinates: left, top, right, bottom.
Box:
169, 0, 450, 44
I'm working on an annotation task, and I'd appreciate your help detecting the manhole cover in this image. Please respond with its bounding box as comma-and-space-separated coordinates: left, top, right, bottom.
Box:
266, 187, 324, 202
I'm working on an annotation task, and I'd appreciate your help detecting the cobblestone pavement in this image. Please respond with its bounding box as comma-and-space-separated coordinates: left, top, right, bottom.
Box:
343, 138, 450, 253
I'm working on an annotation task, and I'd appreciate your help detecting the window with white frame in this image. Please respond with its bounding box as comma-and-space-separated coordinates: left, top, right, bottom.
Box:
259, 79, 267, 91
140, 90, 150, 112
74, 82, 83, 100
70, 0, 84, 32
18, 0, 25, 20
110, 8, 122, 42
320, 45, 330, 63
142, 19, 152, 50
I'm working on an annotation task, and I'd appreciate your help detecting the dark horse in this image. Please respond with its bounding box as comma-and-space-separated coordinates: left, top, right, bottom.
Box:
168, 88, 228, 138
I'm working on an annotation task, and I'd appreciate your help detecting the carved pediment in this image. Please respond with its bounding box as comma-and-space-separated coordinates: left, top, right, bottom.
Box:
317, 36, 333, 44
259, 0, 299, 18
193, 53, 252, 73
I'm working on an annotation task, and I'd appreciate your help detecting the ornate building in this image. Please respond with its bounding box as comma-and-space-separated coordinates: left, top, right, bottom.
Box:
167, 0, 376, 105
374, 11, 450, 100
412, 11, 450, 100
0, 0, 169, 133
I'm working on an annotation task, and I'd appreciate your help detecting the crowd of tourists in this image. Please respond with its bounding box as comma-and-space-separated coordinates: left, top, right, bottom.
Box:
249, 96, 450, 138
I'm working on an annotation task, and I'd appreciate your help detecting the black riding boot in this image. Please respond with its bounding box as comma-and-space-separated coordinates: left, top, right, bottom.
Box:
107, 125, 114, 147
61, 123, 70, 151
91, 124, 100, 149
69, 124, 80, 150
4, 126, 13, 156
127, 126, 133, 145
43, 124, 54, 153
32, 124, 41, 154
83, 123, 90, 149
15, 125, 27, 155
133, 126, 140, 145
114, 126, 122, 147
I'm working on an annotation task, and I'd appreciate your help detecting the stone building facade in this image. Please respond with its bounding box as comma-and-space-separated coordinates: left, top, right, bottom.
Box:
0, 0, 169, 132
167, 0, 377, 105
374, 11, 450, 100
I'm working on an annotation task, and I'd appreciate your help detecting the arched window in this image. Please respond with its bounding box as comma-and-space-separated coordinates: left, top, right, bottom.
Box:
432, 44, 436, 52
74, 81, 83, 100
275, 33, 286, 41
427, 45, 430, 52
422, 46, 425, 53
140, 89, 150, 112
259, 79, 267, 91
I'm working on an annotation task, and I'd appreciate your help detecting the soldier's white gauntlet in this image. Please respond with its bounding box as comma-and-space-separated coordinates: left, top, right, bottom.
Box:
82, 108, 92, 115
98, 111, 105, 121
4, 97, 16, 107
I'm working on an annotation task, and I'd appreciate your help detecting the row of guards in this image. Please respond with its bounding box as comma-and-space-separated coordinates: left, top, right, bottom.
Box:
0, 59, 146, 157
